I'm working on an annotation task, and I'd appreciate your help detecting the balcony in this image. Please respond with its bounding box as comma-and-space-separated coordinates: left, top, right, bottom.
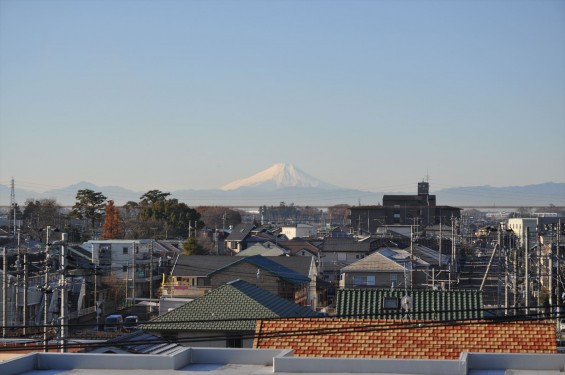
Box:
160, 284, 210, 298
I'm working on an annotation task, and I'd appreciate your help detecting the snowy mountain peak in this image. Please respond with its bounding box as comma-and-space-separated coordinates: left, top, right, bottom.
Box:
221, 163, 335, 191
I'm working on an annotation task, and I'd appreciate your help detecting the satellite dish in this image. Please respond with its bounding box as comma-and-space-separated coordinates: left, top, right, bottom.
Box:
401, 296, 412, 312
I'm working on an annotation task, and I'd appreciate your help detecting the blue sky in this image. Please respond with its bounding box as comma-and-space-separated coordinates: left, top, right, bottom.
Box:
1, 0, 564, 195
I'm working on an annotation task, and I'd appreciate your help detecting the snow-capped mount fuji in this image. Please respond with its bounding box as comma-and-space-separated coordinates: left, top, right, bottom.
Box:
221, 163, 337, 191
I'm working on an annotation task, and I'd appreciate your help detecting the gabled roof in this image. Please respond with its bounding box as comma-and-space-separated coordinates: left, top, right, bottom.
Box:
336, 288, 483, 320
236, 242, 288, 257
277, 240, 320, 256
225, 224, 255, 241
210, 255, 310, 285
171, 255, 313, 281
142, 279, 316, 332
254, 318, 556, 359
341, 252, 406, 272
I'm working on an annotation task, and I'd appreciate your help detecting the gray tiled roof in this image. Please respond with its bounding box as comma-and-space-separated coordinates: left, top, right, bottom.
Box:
225, 224, 255, 241
142, 279, 317, 332
209, 256, 310, 285
171, 255, 313, 280
171, 255, 236, 277
336, 288, 483, 320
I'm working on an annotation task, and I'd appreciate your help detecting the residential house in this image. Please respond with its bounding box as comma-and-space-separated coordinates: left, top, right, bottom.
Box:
224, 224, 255, 253
162, 255, 312, 306
224, 224, 286, 254
339, 251, 411, 289
377, 247, 430, 288
235, 241, 289, 257
86, 240, 160, 300
142, 279, 317, 348
320, 237, 380, 286
281, 224, 317, 239
277, 239, 321, 258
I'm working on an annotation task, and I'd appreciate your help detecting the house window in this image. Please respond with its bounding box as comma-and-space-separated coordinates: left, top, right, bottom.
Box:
353, 275, 375, 286
356, 254, 365, 259
123, 247, 128, 255
337, 253, 347, 262
390, 273, 398, 285
122, 265, 128, 272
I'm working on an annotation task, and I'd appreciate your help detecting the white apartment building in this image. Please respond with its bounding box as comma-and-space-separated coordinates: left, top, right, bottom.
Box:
281, 224, 316, 240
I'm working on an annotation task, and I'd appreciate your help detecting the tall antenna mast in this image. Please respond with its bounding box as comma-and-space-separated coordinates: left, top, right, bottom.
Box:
10, 178, 16, 237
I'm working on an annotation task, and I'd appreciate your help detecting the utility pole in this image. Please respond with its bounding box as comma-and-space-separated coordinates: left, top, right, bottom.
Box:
59, 233, 68, 352
537, 223, 542, 309
149, 240, 153, 314
42, 226, 57, 352
410, 225, 414, 289
2, 247, 7, 338
556, 219, 561, 324
10, 178, 16, 237
497, 226, 502, 312
23, 238, 28, 336
132, 242, 136, 305
525, 227, 530, 315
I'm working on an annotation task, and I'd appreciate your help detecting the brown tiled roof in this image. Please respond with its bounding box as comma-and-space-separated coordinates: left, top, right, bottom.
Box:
253, 318, 557, 359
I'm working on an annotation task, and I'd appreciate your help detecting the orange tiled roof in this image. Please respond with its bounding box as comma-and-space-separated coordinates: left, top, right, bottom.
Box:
254, 318, 557, 359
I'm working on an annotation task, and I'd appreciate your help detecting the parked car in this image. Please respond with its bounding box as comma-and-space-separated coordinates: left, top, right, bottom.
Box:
123, 315, 139, 331
104, 314, 123, 332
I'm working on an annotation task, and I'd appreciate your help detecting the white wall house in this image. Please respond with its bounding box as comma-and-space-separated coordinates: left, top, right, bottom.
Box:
282, 224, 316, 240
506, 218, 538, 248
86, 240, 160, 299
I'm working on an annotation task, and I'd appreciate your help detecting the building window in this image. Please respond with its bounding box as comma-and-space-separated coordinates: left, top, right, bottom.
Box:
353, 275, 375, 286
123, 247, 128, 255
122, 265, 128, 272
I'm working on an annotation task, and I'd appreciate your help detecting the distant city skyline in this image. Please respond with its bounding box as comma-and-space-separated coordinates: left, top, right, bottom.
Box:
1, 0, 564, 197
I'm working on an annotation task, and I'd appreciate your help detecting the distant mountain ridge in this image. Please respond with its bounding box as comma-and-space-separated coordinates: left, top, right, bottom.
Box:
1, 164, 564, 207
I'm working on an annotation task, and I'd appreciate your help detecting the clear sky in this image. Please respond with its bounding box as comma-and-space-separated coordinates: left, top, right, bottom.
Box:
1, 0, 564, 195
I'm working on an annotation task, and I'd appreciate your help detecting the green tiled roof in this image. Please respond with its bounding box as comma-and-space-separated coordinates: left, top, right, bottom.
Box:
141, 279, 317, 332
336, 288, 483, 321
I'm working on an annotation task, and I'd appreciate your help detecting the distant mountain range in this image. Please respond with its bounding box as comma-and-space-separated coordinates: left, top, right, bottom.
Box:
1, 163, 564, 208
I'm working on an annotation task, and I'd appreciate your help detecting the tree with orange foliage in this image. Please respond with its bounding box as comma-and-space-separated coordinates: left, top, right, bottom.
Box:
102, 200, 124, 239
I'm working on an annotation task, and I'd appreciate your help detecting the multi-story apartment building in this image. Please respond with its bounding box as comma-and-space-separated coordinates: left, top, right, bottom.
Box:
86, 240, 160, 300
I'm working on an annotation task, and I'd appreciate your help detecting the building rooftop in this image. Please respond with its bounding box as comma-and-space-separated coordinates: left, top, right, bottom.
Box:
254, 318, 557, 360
2, 347, 564, 375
